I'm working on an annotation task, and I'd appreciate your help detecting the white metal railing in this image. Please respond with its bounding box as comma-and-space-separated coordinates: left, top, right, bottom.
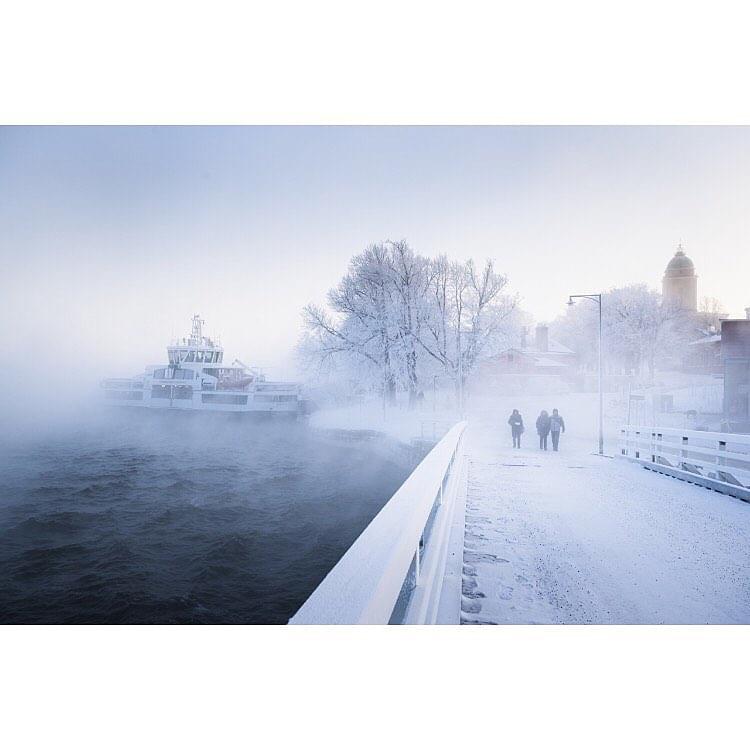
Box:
618, 425, 750, 502
289, 421, 468, 625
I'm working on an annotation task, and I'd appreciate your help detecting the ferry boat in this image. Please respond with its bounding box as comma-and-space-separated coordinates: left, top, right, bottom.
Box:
102, 315, 302, 416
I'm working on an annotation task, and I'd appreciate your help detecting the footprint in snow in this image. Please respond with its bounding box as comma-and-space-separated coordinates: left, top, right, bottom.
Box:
461, 616, 499, 625
461, 597, 483, 614
462, 578, 485, 599
497, 584, 514, 601
464, 551, 510, 564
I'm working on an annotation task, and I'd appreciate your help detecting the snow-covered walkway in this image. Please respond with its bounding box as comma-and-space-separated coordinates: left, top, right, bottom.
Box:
460, 418, 750, 625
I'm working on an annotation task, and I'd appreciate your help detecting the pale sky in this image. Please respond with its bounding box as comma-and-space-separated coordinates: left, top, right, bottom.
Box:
2, 126, 749, 386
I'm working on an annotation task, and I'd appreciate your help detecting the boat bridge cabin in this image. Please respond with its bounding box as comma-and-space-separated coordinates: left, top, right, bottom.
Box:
167, 314, 224, 365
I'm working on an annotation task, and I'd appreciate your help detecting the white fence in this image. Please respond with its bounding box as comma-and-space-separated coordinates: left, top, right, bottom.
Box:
290, 421, 468, 624
619, 425, 750, 502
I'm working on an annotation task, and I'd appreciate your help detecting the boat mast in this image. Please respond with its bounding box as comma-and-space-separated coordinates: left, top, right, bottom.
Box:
191, 314, 204, 346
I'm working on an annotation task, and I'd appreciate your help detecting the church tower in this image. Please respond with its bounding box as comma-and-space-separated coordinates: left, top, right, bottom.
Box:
662, 243, 697, 311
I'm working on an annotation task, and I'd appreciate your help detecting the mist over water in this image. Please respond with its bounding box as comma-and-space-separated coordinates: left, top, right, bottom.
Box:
0, 410, 415, 624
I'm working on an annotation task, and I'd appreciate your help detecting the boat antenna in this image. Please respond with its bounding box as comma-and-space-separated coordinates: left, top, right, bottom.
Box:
191, 314, 204, 345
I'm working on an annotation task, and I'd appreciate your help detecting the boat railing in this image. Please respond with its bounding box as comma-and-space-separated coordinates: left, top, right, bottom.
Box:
618, 425, 750, 502
289, 420, 467, 625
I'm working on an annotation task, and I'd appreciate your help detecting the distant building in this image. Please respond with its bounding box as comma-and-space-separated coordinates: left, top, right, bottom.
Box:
477, 324, 577, 382
662, 243, 698, 312
721, 316, 750, 432
685, 329, 723, 374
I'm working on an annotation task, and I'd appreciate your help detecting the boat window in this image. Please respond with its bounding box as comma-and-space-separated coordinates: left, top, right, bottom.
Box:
217, 352, 223, 363
186, 351, 195, 362
202, 393, 248, 405
205, 352, 214, 363
153, 368, 166, 378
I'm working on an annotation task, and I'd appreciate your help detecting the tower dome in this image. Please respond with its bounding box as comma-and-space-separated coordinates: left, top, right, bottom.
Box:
664, 244, 695, 277
662, 243, 697, 311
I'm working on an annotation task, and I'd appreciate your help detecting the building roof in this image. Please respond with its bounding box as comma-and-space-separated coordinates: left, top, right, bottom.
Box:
665, 244, 695, 276
688, 334, 721, 346
533, 356, 568, 368
494, 346, 574, 367
519, 340, 575, 356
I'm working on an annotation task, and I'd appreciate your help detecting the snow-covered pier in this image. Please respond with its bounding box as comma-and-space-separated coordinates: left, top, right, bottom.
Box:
294, 395, 750, 625
460, 416, 750, 625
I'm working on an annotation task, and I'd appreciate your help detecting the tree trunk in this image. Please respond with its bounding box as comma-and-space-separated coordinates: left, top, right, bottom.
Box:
382, 334, 397, 405
386, 374, 397, 405
406, 349, 419, 409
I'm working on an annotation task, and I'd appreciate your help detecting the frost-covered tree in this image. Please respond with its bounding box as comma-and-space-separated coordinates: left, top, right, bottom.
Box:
419, 256, 516, 393
384, 240, 429, 407
604, 285, 687, 379
697, 296, 727, 332
551, 283, 693, 381
300, 243, 399, 402
550, 298, 600, 371
300, 241, 519, 406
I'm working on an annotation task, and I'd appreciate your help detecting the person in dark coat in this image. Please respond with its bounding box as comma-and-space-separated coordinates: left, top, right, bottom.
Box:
508, 409, 524, 448
550, 408, 565, 451
536, 410, 551, 450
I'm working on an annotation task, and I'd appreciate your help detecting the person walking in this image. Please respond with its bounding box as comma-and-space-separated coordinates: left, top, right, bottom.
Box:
550, 408, 566, 451
508, 409, 524, 448
536, 410, 551, 450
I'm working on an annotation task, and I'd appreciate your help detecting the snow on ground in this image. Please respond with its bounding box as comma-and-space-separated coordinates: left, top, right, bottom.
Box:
460, 393, 750, 624
309, 396, 461, 445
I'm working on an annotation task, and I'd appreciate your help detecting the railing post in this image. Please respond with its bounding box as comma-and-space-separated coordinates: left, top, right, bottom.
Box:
681, 435, 688, 470
718, 439, 727, 481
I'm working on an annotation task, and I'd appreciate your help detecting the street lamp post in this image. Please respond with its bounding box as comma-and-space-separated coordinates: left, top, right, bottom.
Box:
568, 293, 604, 456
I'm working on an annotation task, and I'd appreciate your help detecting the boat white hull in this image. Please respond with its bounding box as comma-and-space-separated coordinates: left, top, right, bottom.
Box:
103, 385, 300, 416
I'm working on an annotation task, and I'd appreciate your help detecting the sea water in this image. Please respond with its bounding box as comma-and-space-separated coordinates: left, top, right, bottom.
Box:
0, 411, 415, 624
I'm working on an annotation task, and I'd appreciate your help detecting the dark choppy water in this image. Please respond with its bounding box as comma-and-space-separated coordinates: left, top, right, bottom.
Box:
0, 412, 415, 624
